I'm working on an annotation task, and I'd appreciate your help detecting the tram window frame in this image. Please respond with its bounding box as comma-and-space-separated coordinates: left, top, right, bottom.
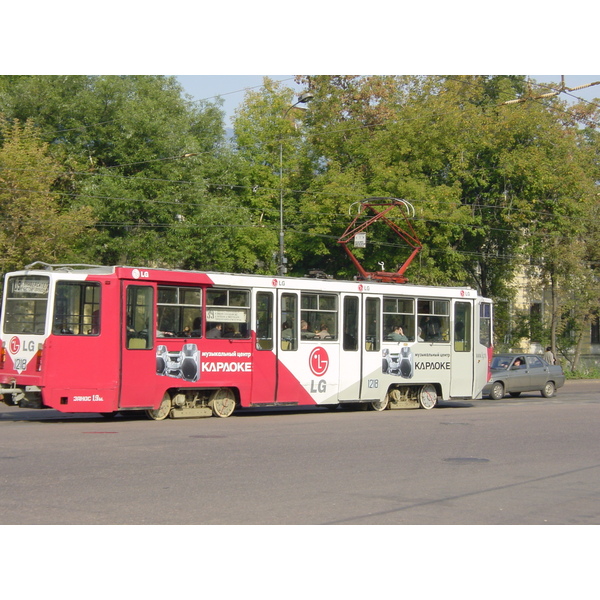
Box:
300, 292, 338, 340
417, 299, 450, 342
281, 293, 298, 351
365, 297, 381, 352
343, 296, 359, 351
454, 301, 472, 352
383, 296, 415, 341
206, 288, 251, 339
3, 275, 50, 335
480, 302, 492, 348
157, 285, 202, 338
126, 286, 154, 350
256, 291, 274, 351
53, 281, 101, 336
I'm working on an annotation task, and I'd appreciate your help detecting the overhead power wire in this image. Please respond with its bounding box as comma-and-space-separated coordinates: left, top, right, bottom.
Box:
0, 179, 593, 229
501, 78, 600, 105
0, 212, 567, 265
191, 77, 296, 104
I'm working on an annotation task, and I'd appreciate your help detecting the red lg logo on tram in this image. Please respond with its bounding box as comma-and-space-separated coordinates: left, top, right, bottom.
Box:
9, 336, 20, 354
309, 347, 329, 376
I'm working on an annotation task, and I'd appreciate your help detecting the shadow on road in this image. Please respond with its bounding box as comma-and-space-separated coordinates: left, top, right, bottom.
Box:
2, 379, 596, 423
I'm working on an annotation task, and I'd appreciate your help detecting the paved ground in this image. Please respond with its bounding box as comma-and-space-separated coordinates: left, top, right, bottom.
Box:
1, 378, 599, 525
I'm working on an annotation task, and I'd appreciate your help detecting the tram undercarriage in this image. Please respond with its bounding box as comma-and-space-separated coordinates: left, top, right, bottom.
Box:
144, 388, 238, 420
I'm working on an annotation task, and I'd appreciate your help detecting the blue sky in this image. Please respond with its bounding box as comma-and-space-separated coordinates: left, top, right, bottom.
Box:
176, 75, 300, 127
177, 75, 600, 129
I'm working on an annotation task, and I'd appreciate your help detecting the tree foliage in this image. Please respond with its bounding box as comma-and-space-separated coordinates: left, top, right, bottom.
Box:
1, 74, 599, 362
234, 75, 599, 359
0, 75, 270, 272
0, 117, 94, 274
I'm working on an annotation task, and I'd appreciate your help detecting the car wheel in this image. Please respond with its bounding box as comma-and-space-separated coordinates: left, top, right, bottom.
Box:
541, 381, 556, 398
490, 381, 504, 400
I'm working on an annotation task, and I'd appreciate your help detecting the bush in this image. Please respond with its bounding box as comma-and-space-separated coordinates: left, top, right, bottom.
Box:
564, 367, 600, 379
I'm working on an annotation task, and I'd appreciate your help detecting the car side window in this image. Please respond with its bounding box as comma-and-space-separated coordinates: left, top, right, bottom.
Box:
529, 356, 544, 368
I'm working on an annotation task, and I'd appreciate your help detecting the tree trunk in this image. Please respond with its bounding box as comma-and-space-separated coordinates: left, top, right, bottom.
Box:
550, 271, 558, 355
571, 328, 585, 372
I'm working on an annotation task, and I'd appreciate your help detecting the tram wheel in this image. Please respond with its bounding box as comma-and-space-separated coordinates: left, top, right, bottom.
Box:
418, 384, 438, 410
210, 388, 236, 418
370, 396, 389, 411
146, 393, 172, 421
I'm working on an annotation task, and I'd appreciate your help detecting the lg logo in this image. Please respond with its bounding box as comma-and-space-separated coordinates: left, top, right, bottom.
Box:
9, 337, 35, 354
9, 336, 20, 354
309, 346, 329, 376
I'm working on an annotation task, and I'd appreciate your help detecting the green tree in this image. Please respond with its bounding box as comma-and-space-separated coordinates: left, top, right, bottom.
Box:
0, 118, 94, 273
0, 75, 268, 271
286, 75, 532, 291
233, 77, 316, 273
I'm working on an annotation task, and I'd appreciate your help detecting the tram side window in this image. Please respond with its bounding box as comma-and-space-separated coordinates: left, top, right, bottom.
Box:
157, 286, 202, 338
280, 293, 298, 351
206, 288, 251, 339
418, 299, 449, 342
53, 282, 101, 335
300, 293, 338, 340
256, 292, 274, 351
454, 302, 472, 352
365, 297, 380, 352
383, 297, 415, 341
343, 296, 359, 351
480, 302, 492, 348
3, 275, 49, 335
126, 286, 153, 349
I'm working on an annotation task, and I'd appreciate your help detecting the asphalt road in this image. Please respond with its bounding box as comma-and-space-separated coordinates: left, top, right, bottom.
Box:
1, 379, 599, 525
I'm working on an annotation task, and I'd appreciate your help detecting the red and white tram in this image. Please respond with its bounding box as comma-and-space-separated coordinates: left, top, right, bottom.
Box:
0, 262, 493, 419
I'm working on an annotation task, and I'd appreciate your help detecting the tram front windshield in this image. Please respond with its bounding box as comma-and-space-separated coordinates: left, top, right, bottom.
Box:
3, 275, 50, 335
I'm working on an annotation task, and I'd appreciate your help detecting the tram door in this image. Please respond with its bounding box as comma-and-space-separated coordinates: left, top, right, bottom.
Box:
251, 290, 277, 404
473, 301, 493, 397
450, 300, 474, 397
119, 283, 162, 409
338, 295, 361, 401
275, 290, 309, 404
360, 295, 384, 400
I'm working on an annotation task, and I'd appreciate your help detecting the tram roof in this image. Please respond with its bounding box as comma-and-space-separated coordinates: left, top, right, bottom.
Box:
12, 262, 486, 300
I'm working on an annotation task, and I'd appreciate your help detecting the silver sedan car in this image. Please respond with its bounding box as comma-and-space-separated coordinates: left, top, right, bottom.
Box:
482, 353, 566, 400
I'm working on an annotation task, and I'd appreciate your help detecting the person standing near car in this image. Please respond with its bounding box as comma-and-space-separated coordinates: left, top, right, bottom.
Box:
544, 346, 556, 365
